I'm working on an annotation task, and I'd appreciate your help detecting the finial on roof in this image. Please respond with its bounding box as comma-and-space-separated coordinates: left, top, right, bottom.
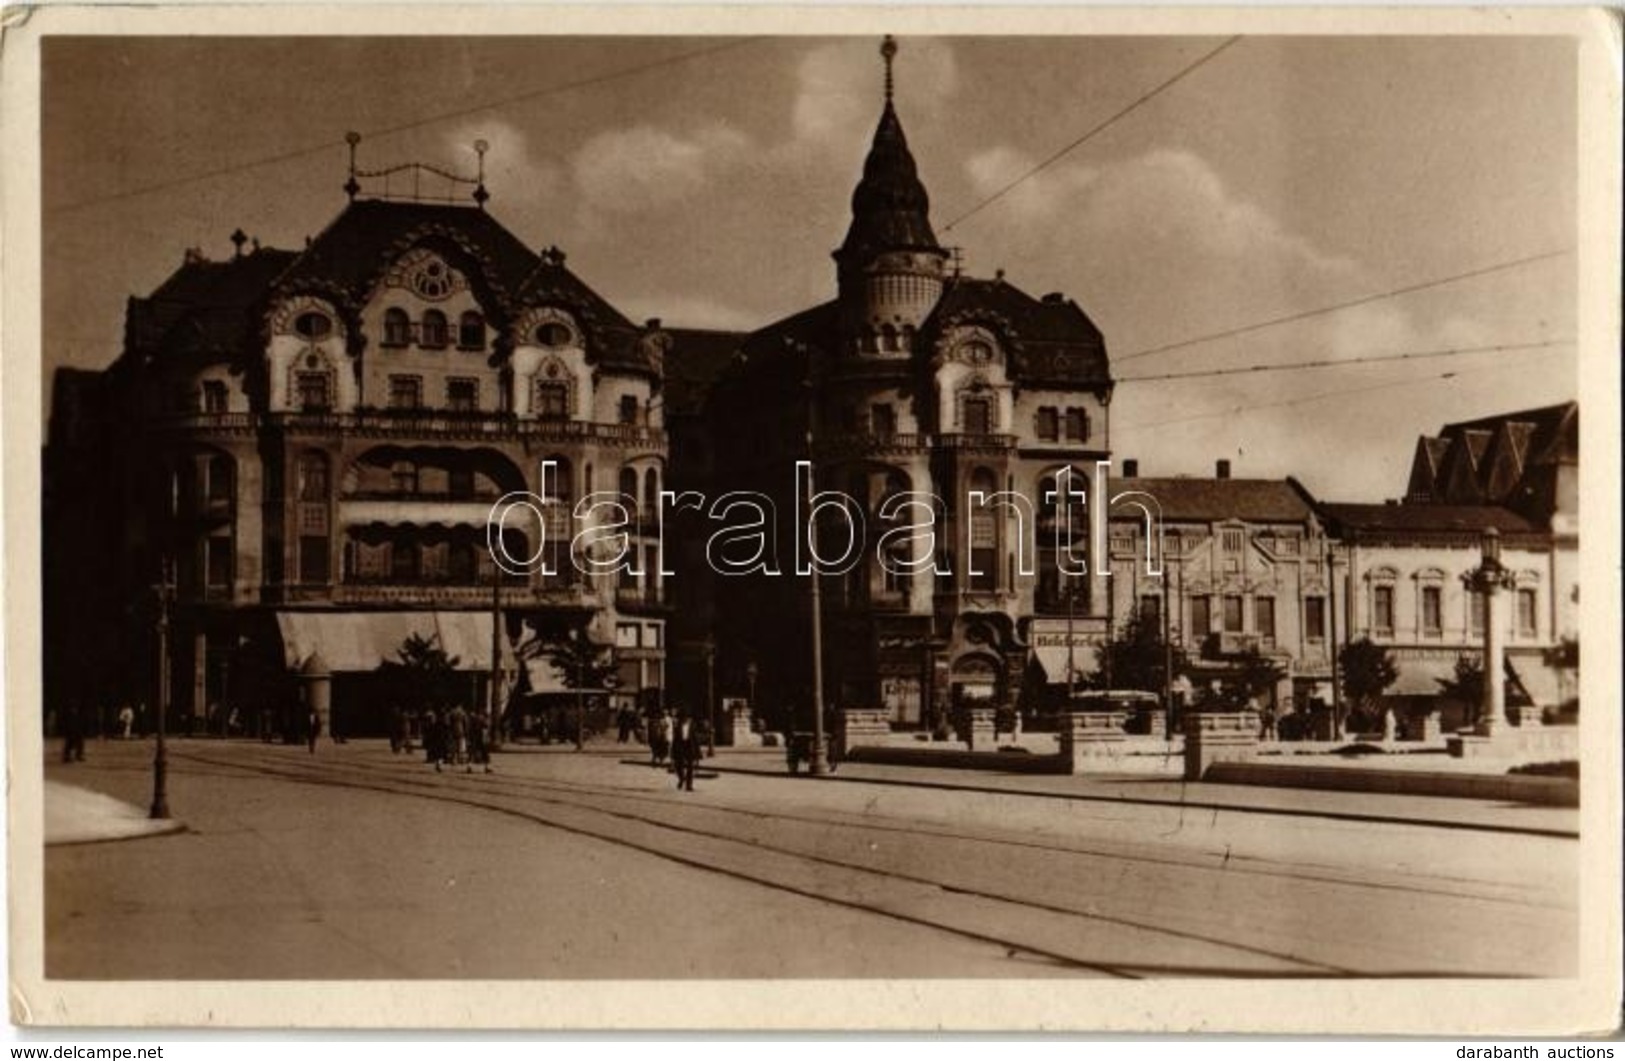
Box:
472, 139, 490, 209
881, 35, 897, 104
344, 131, 362, 200
229, 229, 248, 259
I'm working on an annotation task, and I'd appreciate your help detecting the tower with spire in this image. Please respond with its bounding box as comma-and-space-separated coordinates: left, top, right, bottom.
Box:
834, 36, 950, 355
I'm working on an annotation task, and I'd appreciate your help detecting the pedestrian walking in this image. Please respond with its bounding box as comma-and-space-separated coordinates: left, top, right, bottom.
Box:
118, 703, 135, 740
616, 705, 635, 744
421, 708, 442, 770
60, 703, 86, 763
671, 712, 699, 792
306, 708, 321, 754
448, 704, 469, 768
650, 710, 672, 767
467, 712, 492, 774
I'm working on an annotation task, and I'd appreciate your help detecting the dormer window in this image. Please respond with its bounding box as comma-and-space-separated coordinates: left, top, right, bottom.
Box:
458, 311, 486, 349
962, 397, 992, 435
201, 380, 228, 414
294, 312, 332, 341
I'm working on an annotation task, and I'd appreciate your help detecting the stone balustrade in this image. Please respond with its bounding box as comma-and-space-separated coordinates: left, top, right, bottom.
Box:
1182, 710, 1261, 781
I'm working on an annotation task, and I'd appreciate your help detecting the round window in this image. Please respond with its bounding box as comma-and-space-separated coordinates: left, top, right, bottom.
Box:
294, 312, 332, 340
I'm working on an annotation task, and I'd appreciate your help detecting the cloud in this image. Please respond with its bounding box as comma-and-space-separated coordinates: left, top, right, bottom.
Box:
791, 38, 958, 146
439, 117, 563, 199
571, 124, 748, 214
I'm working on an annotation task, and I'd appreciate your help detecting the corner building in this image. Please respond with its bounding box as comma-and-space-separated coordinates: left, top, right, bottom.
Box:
56, 179, 672, 736
703, 42, 1115, 732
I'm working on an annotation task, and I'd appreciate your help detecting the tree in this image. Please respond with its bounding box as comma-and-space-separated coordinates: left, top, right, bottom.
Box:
1338, 637, 1398, 730
1435, 653, 1484, 712
1089, 611, 1187, 694
528, 626, 616, 694
376, 632, 464, 716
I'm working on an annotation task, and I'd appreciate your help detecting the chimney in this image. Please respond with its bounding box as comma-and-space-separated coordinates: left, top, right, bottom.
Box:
645, 318, 662, 330
1122, 458, 1139, 478
1216, 459, 1231, 480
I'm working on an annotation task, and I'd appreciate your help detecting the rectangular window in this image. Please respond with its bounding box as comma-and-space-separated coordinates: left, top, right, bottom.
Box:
1469, 590, 1485, 635
1374, 585, 1395, 633
962, 397, 992, 435
1305, 595, 1326, 640
1254, 597, 1275, 640
871, 403, 897, 436
1222, 594, 1244, 633
1517, 589, 1537, 636
1063, 408, 1087, 442
536, 383, 569, 420
1222, 529, 1244, 552
619, 395, 640, 425
390, 541, 419, 582
388, 375, 422, 411
1035, 406, 1058, 441
205, 537, 232, 588
296, 373, 330, 412
446, 378, 479, 412
1190, 596, 1211, 638
298, 535, 330, 584
202, 380, 228, 414
883, 548, 910, 595
1140, 594, 1161, 626
1422, 586, 1443, 634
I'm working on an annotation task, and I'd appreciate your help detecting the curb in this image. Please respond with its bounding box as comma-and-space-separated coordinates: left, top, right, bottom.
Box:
703, 764, 1580, 839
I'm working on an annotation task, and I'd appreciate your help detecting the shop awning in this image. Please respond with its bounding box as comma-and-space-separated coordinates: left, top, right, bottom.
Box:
276, 611, 495, 672
1033, 643, 1098, 686
1506, 653, 1561, 706
1387, 656, 1462, 697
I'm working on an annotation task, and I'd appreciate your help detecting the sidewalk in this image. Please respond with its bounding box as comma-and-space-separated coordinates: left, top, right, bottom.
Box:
44, 779, 186, 846
701, 748, 1580, 838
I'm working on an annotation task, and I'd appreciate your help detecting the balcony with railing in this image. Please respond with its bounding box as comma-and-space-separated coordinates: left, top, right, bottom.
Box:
154, 410, 667, 448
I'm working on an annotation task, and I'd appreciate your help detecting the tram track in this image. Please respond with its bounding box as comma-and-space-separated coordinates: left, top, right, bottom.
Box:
165, 746, 1562, 978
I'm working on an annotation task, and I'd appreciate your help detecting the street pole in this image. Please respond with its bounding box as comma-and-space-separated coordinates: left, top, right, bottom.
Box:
575, 629, 586, 751
1104, 555, 1115, 691
150, 561, 172, 820
489, 564, 503, 749
804, 363, 829, 776
1065, 582, 1076, 700
705, 643, 716, 757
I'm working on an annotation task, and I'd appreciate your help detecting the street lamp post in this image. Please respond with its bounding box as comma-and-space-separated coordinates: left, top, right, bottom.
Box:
573, 627, 586, 751
705, 643, 717, 757
1464, 527, 1515, 736
150, 560, 174, 820
802, 355, 829, 776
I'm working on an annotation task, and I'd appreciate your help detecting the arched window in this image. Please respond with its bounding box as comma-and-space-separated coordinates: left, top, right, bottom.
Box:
420, 310, 449, 348
383, 308, 411, 346
620, 467, 639, 517
879, 324, 899, 353
541, 456, 574, 587
969, 467, 999, 591
458, 311, 486, 349
294, 311, 332, 341
643, 468, 660, 521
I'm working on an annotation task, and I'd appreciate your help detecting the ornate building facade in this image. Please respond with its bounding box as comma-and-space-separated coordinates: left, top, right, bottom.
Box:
46, 163, 672, 735
701, 40, 1116, 731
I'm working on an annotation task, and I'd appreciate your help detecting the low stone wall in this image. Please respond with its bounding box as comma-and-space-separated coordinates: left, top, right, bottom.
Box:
836, 709, 892, 757
841, 745, 1070, 774
1448, 723, 1579, 762
1058, 710, 1128, 773
1205, 761, 1578, 807
1182, 711, 1261, 781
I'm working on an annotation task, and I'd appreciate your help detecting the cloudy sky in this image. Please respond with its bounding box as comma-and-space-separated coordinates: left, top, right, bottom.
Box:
42, 34, 1578, 500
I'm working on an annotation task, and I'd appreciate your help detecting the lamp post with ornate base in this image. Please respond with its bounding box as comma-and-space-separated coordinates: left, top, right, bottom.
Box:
1462, 527, 1516, 738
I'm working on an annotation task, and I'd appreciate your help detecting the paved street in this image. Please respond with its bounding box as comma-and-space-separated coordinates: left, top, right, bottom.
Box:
44, 738, 1577, 980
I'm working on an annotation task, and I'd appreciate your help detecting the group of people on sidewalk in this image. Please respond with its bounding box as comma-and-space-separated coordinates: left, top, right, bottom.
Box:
389, 704, 493, 774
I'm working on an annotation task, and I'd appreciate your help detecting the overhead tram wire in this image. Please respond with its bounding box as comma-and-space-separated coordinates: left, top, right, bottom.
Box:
1113, 364, 1503, 433
940, 36, 1244, 234
49, 37, 764, 217
1114, 248, 1573, 364
1114, 338, 1573, 384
